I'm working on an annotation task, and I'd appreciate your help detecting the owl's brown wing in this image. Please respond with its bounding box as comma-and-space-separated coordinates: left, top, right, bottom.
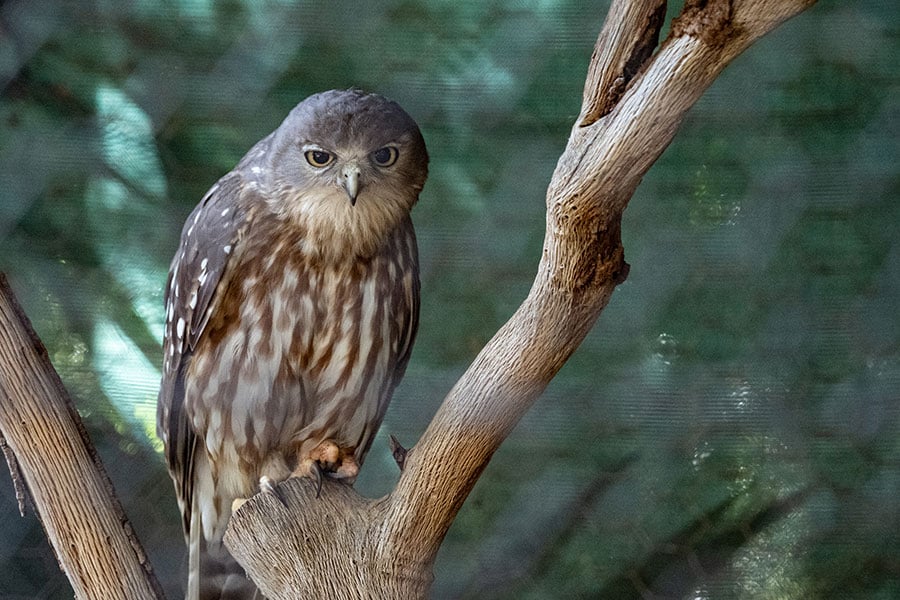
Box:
157, 170, 252, 535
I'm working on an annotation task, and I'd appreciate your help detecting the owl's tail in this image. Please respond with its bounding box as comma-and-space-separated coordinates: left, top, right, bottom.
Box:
188, 495, 262, 600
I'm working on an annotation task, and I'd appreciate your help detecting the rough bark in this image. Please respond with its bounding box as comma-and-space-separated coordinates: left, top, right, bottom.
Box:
224, 0, 817, 598
0, 274, 164, 599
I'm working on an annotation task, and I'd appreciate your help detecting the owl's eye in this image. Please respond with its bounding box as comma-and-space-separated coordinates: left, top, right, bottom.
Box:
371, 146, 398, 167
305, 149, 334, 168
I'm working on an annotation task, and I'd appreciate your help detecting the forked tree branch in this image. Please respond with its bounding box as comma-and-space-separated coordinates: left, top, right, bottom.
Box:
224, 0, 816, 597
0, 1, 816, 597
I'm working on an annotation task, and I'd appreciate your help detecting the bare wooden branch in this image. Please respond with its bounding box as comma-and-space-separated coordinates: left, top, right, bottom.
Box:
580, 0, 667, 125
227, 478, 430, 598
0, 274, 164, 600
226, 1, 817, 596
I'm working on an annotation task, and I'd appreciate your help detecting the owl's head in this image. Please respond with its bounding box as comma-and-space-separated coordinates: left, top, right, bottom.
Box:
262, 90, 428, 259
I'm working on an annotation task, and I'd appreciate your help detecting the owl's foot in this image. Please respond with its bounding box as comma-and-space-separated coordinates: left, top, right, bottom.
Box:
294, 439, 359, 497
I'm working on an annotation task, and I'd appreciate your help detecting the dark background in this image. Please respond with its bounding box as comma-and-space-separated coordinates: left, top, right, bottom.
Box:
1, 1, 897, 598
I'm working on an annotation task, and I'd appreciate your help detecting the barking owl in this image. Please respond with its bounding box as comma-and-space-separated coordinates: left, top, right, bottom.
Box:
157, 89, 428, 599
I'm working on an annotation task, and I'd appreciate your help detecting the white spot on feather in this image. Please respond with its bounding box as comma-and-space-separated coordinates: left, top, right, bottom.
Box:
176, 317, 185, 340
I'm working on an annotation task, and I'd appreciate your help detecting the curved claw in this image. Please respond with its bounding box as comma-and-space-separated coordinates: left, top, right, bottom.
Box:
310, 461, 323, 498
259, 475, 288, 508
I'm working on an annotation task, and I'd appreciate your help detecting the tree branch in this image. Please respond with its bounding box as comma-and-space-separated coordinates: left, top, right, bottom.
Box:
0, 274, 164, 600
226, 1, 816, 596
198, 2, 818, 598
580, 0, 667, 125
0, 1, 818, 597
225, 0, 813, 598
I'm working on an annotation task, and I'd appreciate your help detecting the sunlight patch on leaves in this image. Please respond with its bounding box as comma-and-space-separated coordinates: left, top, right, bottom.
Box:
84, 177, 168, 340
95, 84, 166, 199
92, 319, 162, 451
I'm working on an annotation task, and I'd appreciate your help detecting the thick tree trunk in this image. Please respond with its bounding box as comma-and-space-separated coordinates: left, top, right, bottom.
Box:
0, 275, 164, 599
224, 0, 817, 598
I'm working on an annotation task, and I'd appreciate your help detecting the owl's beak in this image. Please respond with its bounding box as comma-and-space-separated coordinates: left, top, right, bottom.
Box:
340, 164, 361, 206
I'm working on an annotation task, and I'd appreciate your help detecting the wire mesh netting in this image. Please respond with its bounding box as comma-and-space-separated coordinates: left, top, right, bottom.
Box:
0, 1, 897, 598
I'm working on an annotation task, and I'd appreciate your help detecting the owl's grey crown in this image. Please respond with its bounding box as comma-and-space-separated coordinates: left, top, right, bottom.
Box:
283, 89, 427, 157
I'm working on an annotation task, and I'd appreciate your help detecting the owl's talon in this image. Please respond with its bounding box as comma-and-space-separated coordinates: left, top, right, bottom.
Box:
311, 461, 323, 498
259, 475, 288, 507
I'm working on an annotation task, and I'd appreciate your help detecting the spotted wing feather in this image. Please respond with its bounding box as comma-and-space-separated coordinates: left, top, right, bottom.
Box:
157, 170, 252, 535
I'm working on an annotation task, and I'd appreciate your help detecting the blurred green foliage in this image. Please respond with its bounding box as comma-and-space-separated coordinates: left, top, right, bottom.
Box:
1, 1, 897, 599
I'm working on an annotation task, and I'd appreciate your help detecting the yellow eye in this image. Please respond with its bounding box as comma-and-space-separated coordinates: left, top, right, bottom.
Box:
371, 146, 398, 167
305, 149, 334, 168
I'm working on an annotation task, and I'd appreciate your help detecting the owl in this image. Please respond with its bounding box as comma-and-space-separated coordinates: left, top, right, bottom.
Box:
157, 89, 428, 599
